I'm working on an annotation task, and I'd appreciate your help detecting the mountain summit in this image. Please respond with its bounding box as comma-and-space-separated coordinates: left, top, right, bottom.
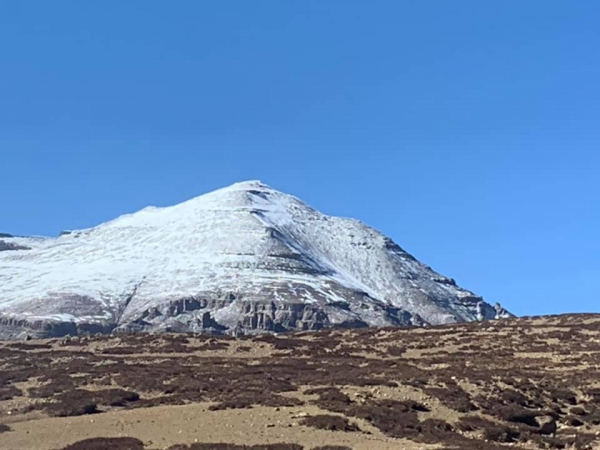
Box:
0, 181, 511, 338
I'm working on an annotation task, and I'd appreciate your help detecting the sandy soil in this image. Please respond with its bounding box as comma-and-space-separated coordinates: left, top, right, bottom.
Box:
1, 403, 431, 450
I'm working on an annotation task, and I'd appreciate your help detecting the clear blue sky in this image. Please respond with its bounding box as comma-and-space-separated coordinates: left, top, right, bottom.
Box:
1, 1, 598, 317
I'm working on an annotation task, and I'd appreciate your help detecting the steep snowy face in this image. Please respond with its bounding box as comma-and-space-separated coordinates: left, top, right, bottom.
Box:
0, 181, 511, 338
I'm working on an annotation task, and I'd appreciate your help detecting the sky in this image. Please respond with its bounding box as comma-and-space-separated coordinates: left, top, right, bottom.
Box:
1, 1, 598, 317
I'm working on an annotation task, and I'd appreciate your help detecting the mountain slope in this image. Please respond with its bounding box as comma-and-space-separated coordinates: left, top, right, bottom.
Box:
0, 181, 511, 338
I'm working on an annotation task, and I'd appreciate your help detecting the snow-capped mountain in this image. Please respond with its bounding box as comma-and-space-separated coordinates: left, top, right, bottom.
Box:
0, 181, 511, 339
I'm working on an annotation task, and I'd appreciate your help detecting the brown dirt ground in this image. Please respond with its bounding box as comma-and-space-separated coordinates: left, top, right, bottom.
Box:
0, 314, 599, 450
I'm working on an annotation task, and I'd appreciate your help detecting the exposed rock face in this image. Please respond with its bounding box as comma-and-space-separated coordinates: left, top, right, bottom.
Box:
0, 181, 513, 339
0, 240, 30, 251
494, 302, 512, 319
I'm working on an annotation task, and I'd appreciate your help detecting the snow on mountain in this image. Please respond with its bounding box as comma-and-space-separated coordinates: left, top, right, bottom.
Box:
0, 181, 512, 338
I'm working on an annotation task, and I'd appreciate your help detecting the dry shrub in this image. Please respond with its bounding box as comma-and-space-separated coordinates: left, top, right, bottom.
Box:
60, 437, 145, 450
45, 388, 140, 417
168, 445, 303, 450
495, 405, 539, 427
387, 346, 405, 357
483, 425, 520, 443
311, 447, 352, 450
425, 386, 477, 413
209, 393, 303, 411
500, 389, 529, 407
457, 416, 520, 444
300, 415, 359, 432
571, 406, 587, 416
0, 384, 22, 401
305, 387, 353, 413
347, 400, 427, 438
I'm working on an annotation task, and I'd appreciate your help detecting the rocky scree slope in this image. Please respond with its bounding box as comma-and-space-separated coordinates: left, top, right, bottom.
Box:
0, 181, 511, 338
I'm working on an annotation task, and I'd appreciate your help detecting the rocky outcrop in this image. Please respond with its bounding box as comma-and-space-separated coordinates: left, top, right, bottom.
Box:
114, 294, 417, 337
494, 302, 512, 319
0, 240, 30, 251
0, 315, 114, 340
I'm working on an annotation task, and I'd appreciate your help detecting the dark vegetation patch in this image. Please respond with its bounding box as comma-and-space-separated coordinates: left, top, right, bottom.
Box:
305, 388, 470, 444
167, 445, 304, 450
424, 386, 477, 413
0, 423, 11, 433
299, 415, 360, 432
208, 393, 303, 411
496, 405, 540, 427
386, 345, 405, 357
311, 447, 352, 450
60, 437, 145, 450
457, 416, 521, 443
0, 384, 23, 401
44, 388, 140, 417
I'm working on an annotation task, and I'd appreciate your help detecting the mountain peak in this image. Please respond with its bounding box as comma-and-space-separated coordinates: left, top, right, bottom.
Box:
0, 181, 511, 339
229, 180, 269, 189
214, 180, 273, 195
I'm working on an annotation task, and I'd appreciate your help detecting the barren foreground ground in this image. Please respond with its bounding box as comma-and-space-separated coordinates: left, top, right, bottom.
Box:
0, 314, 599, 450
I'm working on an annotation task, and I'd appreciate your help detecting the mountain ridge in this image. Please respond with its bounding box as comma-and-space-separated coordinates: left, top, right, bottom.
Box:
0, 181, 512, 339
